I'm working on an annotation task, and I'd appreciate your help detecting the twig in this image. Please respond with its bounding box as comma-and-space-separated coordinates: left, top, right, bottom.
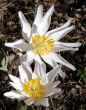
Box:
49, 96, 56, 110
0, 99, 6, 110
0, 2, 13, 11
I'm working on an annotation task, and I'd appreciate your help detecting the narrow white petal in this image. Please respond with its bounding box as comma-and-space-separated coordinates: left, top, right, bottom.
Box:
23, 62, 32, 74
24, 98, 33, 106
47, 64, 60, 82
19, 54, 26, 63
34, 62, 47, 83
38, 5, 54, 36
44, 81, 60, 89
58, 65, 65, 78
18, 11, 31, 42
39, 62, 47, 83
4, 91, 23, 99
41, 54, 57, 68
46, 19, 73, 36
18, 64, 31, 83
50, 53, 76, 70
22, 62, 32, 77
52, 46, 79, 52
52, 42, 80, 52
56, 42, 81, 47
34, 54, 43, 65
59, 19, 73, 29
50, 26, 75, 41
9, 74, 20, 84
52, 81, 60, 87
5, 39, 29, 52
10, 82, 23, 91
43, 87, 61, 97
34, 61, 41, 77
27, 51, 44, 66
33, 5, 43, 28
32, 24, 37, 34
35, 98, 49, 107
26, 51, 34, 62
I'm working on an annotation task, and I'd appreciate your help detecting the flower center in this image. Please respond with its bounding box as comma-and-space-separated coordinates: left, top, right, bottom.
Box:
32, 35, 54, 55
23, 78, 44, 99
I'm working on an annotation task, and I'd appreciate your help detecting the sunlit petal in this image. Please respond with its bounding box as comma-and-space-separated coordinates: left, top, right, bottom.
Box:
5, 39, 29, 52
38, 5, 54, 36
18, 11, 31, 42
33, 5, 43, 29
41, 54, 57, 68
50, 26, 75, 41
46, 19, 73, 36
9, 74, 20, 84
10, 82, 23, 91
47, 64, 60, 82
4, 91, 23, 99
18, 64, 30, 82
50, 53, 76, 70
34, 54, 43, 65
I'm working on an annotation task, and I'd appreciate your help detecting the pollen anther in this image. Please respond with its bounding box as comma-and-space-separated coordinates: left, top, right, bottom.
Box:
23, 78, 44, 99
32, 35, 54, 55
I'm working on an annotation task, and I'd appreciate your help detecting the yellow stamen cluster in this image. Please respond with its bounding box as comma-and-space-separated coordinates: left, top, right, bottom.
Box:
32, 35, 54, 55
23, 78, 44, 99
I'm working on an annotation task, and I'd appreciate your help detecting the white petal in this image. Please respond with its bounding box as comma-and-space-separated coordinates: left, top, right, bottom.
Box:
4, 91, 23, 99
59, 19, 73, 29
19, 53, 27, 63
50, 53, 76, 70
18, 11, 31, 42
33, 5, 43, 28
34, 54, 43, 65
52, 81, 60, 87
27, 51, 44, 65
34, 62, 47, 84
52, 46, 79, 52
44, 81, 60, 88
52, 42, 80, 52
50, 26, 75, 41
5, 39, 29, 52
10, 82, 23, 91
18, 64, 31, 83
35, 98, 49, 107
39, 63, 48, 84
43, 87, 61, 97
34, 62, 41, 77
26, 51, 34, 62
22, 62, 32, 77
32, 24, 37, 34
46, 19, 73, 36
47, 64, 60, 82
38, 5, 54, 36
41, 54, 57, 68
9, 74, 20, 84
23, 62, 32, 74
58, 65, 65, 78
56, 42, 81, 47
24, 98, 33, 106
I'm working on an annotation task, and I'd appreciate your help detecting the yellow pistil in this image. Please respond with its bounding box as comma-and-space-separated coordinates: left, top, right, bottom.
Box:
32, 34, 54, 55
23, 78, 44, 99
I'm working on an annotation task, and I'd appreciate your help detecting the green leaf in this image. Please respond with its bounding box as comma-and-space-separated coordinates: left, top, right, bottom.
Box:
26, 106, 34, 110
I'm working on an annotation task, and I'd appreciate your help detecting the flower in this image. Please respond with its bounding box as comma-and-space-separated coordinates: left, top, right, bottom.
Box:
5, 5, 81, 70
4, 62, 61, 107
